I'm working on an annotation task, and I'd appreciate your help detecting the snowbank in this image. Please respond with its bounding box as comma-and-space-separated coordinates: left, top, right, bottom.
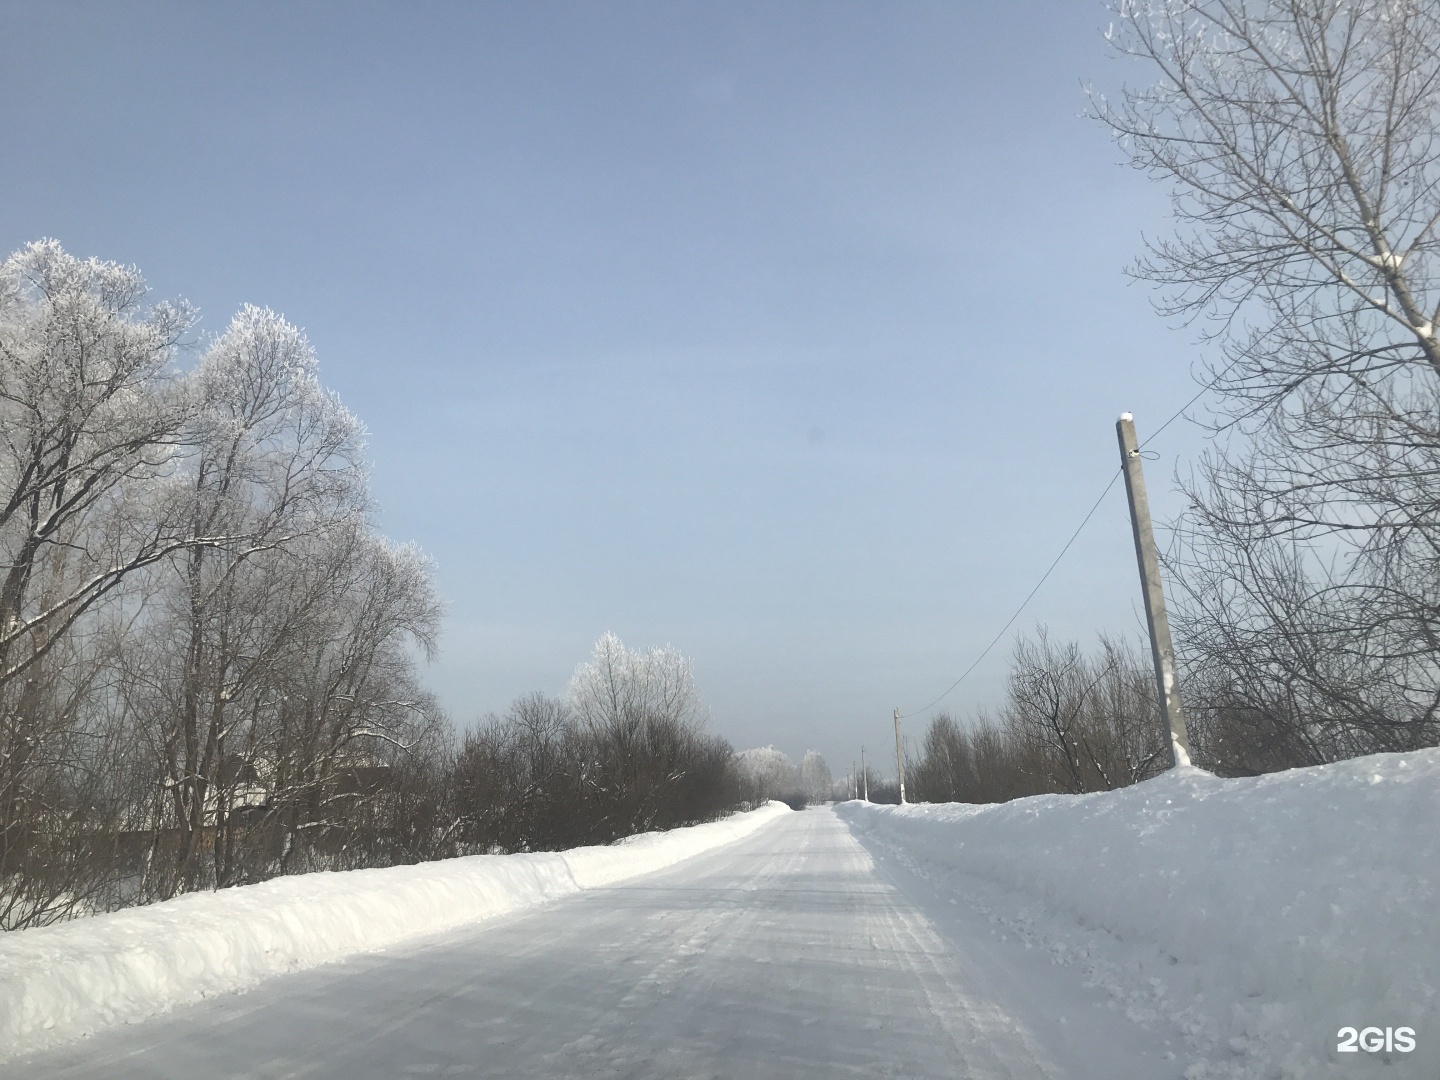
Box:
837, 751, 1439, 1080
0, 802, 790, 1061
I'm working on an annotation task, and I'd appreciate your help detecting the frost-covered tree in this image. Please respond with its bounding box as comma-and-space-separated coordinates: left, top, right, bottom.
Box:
568, 631, 706, 734
0, 242, 201, 925
798, 751, 832, 804
0, 243, 194, 679
564, 633, 732, 837
733, 745, 799, 802
0, 241, 448, 925
262, 529, 445, 876
143, 306, 372, 894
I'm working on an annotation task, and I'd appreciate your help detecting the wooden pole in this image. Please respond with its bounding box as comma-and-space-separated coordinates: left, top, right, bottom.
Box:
893, 708, 906, 804
1116, 412, 1193, 766
860, 746, 868, 802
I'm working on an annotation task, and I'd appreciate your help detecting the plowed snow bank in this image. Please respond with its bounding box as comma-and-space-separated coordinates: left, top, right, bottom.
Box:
0, 802, 791, 1060
837, 751, 1439, 1080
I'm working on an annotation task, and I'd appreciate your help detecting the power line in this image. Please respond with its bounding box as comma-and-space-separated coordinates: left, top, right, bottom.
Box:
1138, 362, 1232, 448
898, 369, 1233, 719
899, 467, 1121, 718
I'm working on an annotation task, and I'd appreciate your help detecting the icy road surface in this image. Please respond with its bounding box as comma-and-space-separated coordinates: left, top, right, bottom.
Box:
8, 807, 1179, 1080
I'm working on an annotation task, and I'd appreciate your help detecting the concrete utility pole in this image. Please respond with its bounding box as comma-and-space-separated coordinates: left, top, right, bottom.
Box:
893, 708, 906, 804
860, 746, 869, 801
1116, 412, 1193, 767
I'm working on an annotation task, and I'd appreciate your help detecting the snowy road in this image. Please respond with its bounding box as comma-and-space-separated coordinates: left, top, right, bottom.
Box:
8, 807, 1179, 1080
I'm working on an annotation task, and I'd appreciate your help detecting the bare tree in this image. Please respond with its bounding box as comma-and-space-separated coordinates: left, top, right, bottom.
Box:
910, 714, 974, 803
1097, 0, 1440, 764
1004, 629, 1168, 794
909, 631, 1168, 804
453, 664, 740, 857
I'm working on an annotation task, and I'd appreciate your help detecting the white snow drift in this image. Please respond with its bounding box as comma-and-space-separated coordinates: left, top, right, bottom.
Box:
0, 802, 790, 1061
838, 750, 1439, 1079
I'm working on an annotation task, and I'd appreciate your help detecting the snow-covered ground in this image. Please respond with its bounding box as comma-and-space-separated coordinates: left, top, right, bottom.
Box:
0, 802, 790, 1062
838, 749, 1439, 1079
3, 751, 1432, 1079
9, 804, 1178, 1080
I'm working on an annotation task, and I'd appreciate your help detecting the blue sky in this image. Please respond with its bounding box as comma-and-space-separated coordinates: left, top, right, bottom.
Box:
0, 1, 1212, 776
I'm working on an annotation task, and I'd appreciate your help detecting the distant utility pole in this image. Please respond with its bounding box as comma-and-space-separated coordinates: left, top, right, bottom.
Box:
893, 708, 906, 804
860, 746, 869, 801
1116, 412, 1193, 767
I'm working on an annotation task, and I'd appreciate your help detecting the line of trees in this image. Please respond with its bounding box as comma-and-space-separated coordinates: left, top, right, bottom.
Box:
908, 629, 1171, 804
0, 244, 750, 931
910, 590, 1440, 806
731, 745, 832, 808
0, 241, 450, 929
449, 634, 743, 853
